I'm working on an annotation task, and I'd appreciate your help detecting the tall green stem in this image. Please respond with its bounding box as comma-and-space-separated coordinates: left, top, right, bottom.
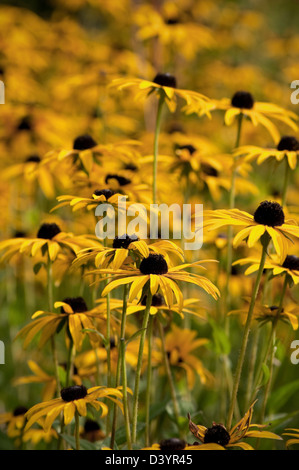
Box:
145, 315, 154, 446
75, 410, 80, 450
226, 234, 270, 429
158, 321, 181, 433
259, 274, 288, 422
281, 157, 291, 208
110, 284, 129, 449
47, 256, 60, 396
131, 288, 152, 443
153, 92, 165, 205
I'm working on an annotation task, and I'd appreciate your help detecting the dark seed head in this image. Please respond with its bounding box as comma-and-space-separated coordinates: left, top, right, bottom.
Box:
159, 438, 186, 451
93, 189, 115, 200
84, 419, 101, 432
139, 253, 168, 275
25, 155, 41, 163
61, 385, 87, 402
165, 17, 180, 25
201, 164, 218, 177
277, 136, 299, 152
112, 234, 139, 249
282, 255, 299, 271
204, 423, 230, 446
17, 116, 32, 131
153, 73, 177, 89
269, 305, 284, 313
105, 174, 131, 186
253, 200, 285, 227
37, 223, 61, 240
73, 134, 97, 151
110, 338, 116, 349
61, 297, 88, 313
141, 293, 165, 307
231, 91, 254, 110
13, 406, 28, 416
123, 163, 138, 172
177, 144, 197, 155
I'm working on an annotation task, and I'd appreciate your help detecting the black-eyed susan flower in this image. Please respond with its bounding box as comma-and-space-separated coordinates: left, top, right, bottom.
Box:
73, 234, 150, 271
229, 299, 299, 330
154, 324, 213, 389
15, 296, 110, 351
90, 253, 220, 309
13, 360, 58, 402
234, 253, 299, 286
188, 401, 282, 450
81, 419, 105, 442
203, 200, 299, 263
24, 384, 124, 433
0, 406, 28, 439
0, 223, 98, 263
110, 74, 212, 114
210, 91, 298, 142
51, 189, 125, 214
234, 135, 299, 170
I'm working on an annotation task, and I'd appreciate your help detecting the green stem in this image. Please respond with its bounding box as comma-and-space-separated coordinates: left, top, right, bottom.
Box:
153, 92, 165, 205
75, 410, 80, 450
121, 337, 132, 450
259, 274, 288, 422
158, 321, 181, 432
145, 315, 154, 446
131, 288, 152, 443
226, 235, 270, 429
110, 284, 129, 449
281, 157, 291, 208
66, 338, 74, 387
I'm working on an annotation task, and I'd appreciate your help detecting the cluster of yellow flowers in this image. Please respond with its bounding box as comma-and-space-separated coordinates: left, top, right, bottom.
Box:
1, 0, 299, 451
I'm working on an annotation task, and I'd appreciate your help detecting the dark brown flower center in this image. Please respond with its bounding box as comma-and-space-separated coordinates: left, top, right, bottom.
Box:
105, 174, 131, 186
282, 255, 299, 271
84, 419, 101, 432
159, 438, 186, 451
231, 91, 254, 109
60, 385, 87, 402
13, 406, 28, 416
73, 134, 97, 151
17, 116, 32, 131
93, 189, 115, 200
204, 424, 230, 446
141, 293, 165, 307
201, 164, 218, 177
253, 200, 285, 227
177, 144, 197, 155
37, 223, 61, 240
25, 155, 41, 163
113, 234, 139, 249
61, 297, 88, 313
139, 254, 168, 275
153, 73, 177, 88
277, 136, 299, 152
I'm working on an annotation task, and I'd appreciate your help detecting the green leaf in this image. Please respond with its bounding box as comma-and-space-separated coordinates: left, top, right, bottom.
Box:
258, 363, 270, 387
33, 262, 45, 274
208, 318, 231, 355
125, 328, 146, 346
268, 379, 299, 413
59, 434, 101, 450
81, 328, 108, 347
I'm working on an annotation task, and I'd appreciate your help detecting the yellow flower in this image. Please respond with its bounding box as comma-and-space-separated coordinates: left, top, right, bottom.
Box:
24, 384, 124, 433
188, 401, 282, 450
15, 297, 111, 351
0, 406, 28, 438
210, 91, 298, 142
234, 253, 299, 285
154, 324, 213, 389
88, 253, 220, 309
143, 438, 188, 451
229, 298, 299, 330
203, 200, 299, 263
0, 223, 98, 263
110, 74, 212, 114
234, 135, 299, 170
